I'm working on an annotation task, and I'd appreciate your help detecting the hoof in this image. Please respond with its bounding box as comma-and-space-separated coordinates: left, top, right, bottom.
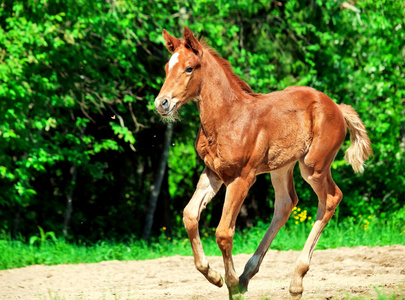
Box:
237, 283, 248, 294
214, 275, 223, 288
289, 288, 303, 300
290, 292, 303, 300
206, 268, 223, 288
228, 283, 247, 300
289, 285, 303, 300
230, 293, 245, 300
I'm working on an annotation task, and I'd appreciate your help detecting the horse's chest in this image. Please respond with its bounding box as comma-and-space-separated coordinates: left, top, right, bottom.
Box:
196, 135, 220, 170
195, 132, 235, 180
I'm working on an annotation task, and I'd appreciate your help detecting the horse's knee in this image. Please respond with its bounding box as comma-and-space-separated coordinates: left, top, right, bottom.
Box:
183, 206, 198, 232
215, 227, 234, 252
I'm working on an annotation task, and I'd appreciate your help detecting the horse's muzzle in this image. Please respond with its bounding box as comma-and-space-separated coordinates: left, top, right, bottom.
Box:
155, 96, 177, 116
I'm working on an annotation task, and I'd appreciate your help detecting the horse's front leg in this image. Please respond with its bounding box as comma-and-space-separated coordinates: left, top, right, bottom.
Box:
216, 175, 255, 300
183, 167, 223, 287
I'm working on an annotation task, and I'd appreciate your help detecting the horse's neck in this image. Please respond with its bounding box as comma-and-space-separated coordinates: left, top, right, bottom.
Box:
197, 54, 242, 137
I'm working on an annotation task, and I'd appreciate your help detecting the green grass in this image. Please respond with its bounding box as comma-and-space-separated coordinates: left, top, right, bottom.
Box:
0, 213, 404, 271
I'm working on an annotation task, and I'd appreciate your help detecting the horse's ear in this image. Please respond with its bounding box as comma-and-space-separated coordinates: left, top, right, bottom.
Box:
183, 26, 202, 56
163, 29, 181, 53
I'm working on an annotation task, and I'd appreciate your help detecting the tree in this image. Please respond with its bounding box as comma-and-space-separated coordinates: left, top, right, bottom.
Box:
0, 0, 403, 241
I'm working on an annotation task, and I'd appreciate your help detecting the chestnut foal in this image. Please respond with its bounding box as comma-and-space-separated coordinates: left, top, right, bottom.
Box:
155, 27, 372, 299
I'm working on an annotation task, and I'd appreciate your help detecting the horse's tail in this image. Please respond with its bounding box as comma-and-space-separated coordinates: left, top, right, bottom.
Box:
339, 104, 373, 173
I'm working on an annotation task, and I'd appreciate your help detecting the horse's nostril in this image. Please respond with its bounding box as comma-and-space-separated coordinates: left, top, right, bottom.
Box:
162, 98, 169, 110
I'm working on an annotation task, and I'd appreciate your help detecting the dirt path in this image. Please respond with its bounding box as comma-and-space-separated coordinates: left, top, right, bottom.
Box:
1, 245, 404, 299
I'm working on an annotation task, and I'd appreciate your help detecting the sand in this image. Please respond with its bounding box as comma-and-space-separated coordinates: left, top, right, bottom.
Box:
1, 245, 404, 299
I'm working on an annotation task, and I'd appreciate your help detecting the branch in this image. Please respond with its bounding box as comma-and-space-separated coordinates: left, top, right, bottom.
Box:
341, 2, 363, 25
92, 91, 115, 105
107, 104, 136, 152
129, 102, 146, 132
79, 102, 96, 123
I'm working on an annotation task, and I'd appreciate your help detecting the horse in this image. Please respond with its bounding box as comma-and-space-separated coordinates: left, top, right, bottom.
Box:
154, 26, 372, 300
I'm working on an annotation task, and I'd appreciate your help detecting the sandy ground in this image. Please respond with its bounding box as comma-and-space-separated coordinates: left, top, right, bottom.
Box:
1, 245, 404, 300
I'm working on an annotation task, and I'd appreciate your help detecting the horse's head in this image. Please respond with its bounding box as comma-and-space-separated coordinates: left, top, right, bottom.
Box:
155, 27, 203, 118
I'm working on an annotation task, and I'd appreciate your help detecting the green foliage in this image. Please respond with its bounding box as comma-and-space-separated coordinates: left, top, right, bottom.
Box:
29, 226, 57, 246
0, 0, 403, 241
168, 142, 197, 199
0, 0, 181, 239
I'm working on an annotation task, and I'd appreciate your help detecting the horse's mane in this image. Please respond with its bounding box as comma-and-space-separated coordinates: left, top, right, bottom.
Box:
199, 40, 259, 97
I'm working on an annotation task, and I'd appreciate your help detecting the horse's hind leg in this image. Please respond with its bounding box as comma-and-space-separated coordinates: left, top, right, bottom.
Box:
183, 167, 223, 287
289, 160, 343, 299
239, 162, 298, 292
289, 98, 347, 299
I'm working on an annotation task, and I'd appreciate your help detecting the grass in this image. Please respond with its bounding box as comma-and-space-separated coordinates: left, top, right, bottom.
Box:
0, 211, 404, 271
343, 285, 405, 300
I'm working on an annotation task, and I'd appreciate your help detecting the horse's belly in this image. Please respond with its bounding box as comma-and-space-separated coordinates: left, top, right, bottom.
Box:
267, 136, 311, 170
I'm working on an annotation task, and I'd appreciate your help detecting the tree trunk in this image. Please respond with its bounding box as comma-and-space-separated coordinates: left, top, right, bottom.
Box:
63, 162, 77, 236
12, 204, 21, 238
142, 123, 173, 241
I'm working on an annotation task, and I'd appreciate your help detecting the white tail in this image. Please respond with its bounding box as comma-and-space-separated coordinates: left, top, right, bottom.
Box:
339, 104, 373, 173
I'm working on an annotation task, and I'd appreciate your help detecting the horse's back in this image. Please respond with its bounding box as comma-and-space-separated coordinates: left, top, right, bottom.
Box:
265, 86, 338, 111
261, 86, 345, 128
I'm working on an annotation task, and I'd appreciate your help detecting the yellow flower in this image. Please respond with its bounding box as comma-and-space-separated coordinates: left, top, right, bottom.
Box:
162, 227, 166, 230
308, 217, 312, 220
295, 221, 299, 224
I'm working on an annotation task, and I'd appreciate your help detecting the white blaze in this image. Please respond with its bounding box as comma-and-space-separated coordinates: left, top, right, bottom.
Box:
168, 52, 179, 71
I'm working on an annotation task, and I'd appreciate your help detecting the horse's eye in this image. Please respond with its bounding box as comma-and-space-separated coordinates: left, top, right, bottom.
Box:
185, 67, 193, 74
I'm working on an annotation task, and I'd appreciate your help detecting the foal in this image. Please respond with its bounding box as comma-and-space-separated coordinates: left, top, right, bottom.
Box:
154, 27, 372, 299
